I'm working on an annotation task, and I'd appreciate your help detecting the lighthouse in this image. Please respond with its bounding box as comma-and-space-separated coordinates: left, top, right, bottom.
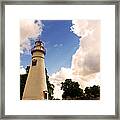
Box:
22, 36, 48, 100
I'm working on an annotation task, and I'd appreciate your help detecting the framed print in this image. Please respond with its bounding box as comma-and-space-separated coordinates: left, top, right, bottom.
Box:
0, 0, 119, 119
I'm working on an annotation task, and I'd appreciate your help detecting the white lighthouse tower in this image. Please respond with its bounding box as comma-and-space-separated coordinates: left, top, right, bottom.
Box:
22, 37, 48, 100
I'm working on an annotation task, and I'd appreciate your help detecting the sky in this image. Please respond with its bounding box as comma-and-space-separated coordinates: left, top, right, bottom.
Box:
20, 20, 100, 99
20, 20, 79, 75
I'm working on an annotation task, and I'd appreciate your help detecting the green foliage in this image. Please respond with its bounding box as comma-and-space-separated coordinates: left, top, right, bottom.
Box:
20, 66, 30, 100
26, 65, 30, 74
84, 85, 100, 100
61, 79, 83, 100
45, 68, 54, 100
20, 74, 28, 100
61, 79, 100, 100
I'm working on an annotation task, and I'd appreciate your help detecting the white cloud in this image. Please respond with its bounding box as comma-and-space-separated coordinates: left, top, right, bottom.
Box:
53, 44, 58, 47
53, 43, 63, 48
20, 19, 43, 54
73, 72, 100, 89
20, 66, 26, 74
50, 67, 72, 83
50, 20, 101, 99
49, 67, 72, 99
59, 44, 63, 47
71, 20, 100, 76
50, 69, 100, 99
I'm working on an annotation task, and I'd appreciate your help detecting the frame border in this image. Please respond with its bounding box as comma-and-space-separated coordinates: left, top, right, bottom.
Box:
0, 0, 119, 119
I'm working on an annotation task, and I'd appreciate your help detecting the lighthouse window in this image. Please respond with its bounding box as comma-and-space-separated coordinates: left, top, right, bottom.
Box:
32, 59, 37, 66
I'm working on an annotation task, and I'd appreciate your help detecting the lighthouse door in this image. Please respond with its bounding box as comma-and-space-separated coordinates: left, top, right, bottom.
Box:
43, 91, 47, 99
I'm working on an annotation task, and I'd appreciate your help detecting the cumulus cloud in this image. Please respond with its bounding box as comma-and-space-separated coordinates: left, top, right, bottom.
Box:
50, 20, 101, 99
49, 67, 72, 99
71, 20, 100, 76
50, 68, 100, 99
20, 19, 43, 54
20, 66, 26, 74
50, 67, 72, 83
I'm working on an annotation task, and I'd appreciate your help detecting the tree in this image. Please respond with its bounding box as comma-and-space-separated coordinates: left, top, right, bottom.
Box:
45, 68, 54, 100
84, 85, 100, 100
61, 79, 100, 100
20, 74, 28, 100
20, 66, 30, 100
61, 79, 84, 100
26, 65, 30, 74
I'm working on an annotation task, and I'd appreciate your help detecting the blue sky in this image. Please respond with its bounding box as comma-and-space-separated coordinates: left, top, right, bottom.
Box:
20, 20, 80, 75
